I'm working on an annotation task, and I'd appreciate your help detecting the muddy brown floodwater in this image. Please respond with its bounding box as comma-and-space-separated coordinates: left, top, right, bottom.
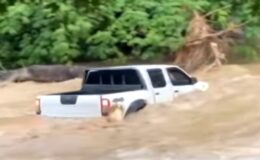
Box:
1, 64, 260, 160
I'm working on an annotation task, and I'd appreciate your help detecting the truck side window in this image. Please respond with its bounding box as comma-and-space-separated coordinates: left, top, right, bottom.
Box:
147, 69, 166, 88
167, 68, 191, 85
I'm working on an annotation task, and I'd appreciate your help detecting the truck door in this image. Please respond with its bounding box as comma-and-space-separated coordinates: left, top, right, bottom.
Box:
147, 69, 172, 103
166, 67, 197, 96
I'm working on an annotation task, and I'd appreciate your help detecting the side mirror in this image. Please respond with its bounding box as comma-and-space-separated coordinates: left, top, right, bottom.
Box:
191, 77, 198, 84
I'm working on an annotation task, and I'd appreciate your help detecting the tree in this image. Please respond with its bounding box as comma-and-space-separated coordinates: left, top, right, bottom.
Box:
0, 0, 259, 69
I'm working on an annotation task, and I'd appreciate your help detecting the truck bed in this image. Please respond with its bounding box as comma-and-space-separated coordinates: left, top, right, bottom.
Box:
52, 84, 145, 95
39, 84, 145, 118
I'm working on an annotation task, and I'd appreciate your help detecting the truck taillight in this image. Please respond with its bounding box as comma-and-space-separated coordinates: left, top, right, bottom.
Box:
101, 97, 111, 116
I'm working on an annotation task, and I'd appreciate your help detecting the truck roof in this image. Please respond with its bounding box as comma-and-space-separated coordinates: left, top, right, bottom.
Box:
89, 64, 180, 71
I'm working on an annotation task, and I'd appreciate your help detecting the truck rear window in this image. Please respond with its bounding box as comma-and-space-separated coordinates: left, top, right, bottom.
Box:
85, 69, 142, 85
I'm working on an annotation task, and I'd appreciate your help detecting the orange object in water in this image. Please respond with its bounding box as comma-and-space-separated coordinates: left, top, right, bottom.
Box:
107, 105, 124, 122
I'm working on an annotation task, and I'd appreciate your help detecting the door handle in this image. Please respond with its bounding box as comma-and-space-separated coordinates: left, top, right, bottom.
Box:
113, 97, 124, 103
174, 90, 179, 93
155, 92, 160, 95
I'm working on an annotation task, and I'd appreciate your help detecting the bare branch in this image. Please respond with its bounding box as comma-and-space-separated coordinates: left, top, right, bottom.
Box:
204, 4, 232, 17
185, 21, 249, 46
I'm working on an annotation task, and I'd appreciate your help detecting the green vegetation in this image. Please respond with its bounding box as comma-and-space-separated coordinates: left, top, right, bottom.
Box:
0, 0, 259, 68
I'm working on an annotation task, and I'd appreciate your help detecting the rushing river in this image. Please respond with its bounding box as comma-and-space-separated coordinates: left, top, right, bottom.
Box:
0, 64, 260, 160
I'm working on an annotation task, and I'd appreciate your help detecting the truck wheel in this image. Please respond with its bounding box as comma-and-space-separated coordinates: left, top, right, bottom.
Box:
125, 100, 146, 117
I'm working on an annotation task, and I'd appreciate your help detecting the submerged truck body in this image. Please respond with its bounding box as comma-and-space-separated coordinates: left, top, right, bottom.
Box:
36, 65, 208, 118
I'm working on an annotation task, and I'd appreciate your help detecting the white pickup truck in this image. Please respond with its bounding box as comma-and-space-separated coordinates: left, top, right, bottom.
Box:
36, 64, 208, 118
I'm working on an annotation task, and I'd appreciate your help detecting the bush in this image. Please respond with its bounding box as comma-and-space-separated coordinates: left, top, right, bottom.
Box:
0, 0, 259, 68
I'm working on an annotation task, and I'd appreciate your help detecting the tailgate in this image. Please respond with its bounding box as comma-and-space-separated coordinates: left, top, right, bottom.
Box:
39, 95, 102, 118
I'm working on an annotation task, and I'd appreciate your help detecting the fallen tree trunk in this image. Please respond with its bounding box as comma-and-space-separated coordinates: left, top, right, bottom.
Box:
0, 65, 87, 83
173, 11, 244, 72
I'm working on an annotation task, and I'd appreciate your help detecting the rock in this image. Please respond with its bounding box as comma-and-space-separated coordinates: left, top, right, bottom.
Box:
0, 65, 87, 83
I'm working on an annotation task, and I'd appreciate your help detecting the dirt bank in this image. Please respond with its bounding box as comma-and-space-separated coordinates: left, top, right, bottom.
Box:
0, 64, 260, 160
